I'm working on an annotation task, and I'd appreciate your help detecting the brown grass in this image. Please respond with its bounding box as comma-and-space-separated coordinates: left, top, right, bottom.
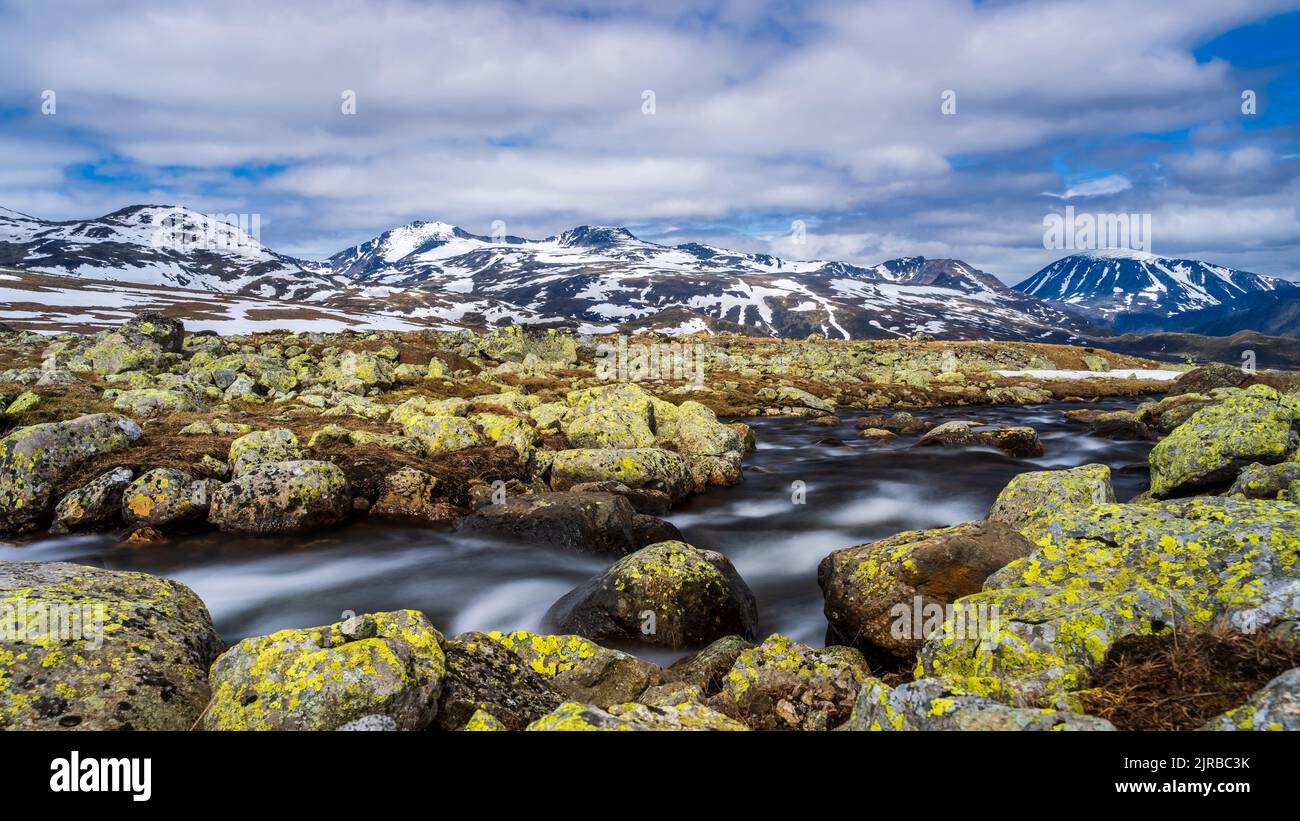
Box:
1078, 623, 1300, 730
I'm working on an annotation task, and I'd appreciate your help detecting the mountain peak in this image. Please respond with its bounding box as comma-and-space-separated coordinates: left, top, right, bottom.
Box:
555, 225, 639, 248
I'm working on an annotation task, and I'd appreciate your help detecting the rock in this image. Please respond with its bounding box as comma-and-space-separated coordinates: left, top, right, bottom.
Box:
548, 448, 695, 503
229, 428, 305, 476
630, 513, 682, 546
52, 467, 134, 532
819, 520, 1035, 657
388, 397, 470, 426
709, 635, 870, 730
402, 414, 483, 456
1167, 363, 1259, 396
113, 388, 203, 419
856, 411, 932, 434
479, 325, 578, 366
120, 311, 185, 352
859, 427, 895, 440
209, 460, 351, 536
455, 491, 641, 554
685, 451, 744, 491
463, 709, 505, 731
0, 561, 223, 730
777, 386, 834, 413
1199, 668, 1300, 731
1087, 410, 1153, 440
916, 420, 1043, 457
664, 635, 755, 695
525, 700, 745, 731
433, 632, 563, 731
551, 650, 664, 708
323, 349, 394, 393
335, 714, 399, 731
205, 611, 445, 731
4, 391, 40, 414
841, 676, 1114, 731
123, 526, 165, 544
987, 463, 1115, 530
86, 313, 183, 375
546, 540, 758, 648
670, 401, 744, 456
121, 468, 212, 528
1149, 386, 1298, 498
0, 413, 143, 533
568, 480, 672, 515
922, 495, 1300, 706
369, 467, 443, 525
566, 407, 656, 449
470, 411, 540, 459
179, 419, 214, 435
640, 681, 706, 706
1230, 462, 1300, 499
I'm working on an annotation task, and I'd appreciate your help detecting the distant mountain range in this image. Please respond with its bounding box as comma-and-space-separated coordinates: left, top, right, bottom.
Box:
1, 204, 1295, 339
1013, 249, 1299, 336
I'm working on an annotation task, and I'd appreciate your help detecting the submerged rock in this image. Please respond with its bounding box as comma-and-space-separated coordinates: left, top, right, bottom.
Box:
0, 561, 224, 730
546, 540, 758, 648
916, 420, 1043, 457
205, 610, 445, 731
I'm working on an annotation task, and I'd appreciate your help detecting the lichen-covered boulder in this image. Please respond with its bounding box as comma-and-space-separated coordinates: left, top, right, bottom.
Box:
121, 468, 213, 528
685, 451, 744, 490
546, 540, 758, 648
0, 413, 142, 533
777, 386, 834, 413
987, 464, 1115, 530
204, 611, 445, 731
548, 448, 694, 503
819, 520, 1035, 657
113, 388, 203, 419
470, 412, 540, 459
209, 460, 350, 536
229, 428, 305, 476
483, 629, 661, 708
664, 635, 755, 695
920, 495, 1300, 706
668, 401, 744, 456
368, 467, 444, 525
1149, 386, 1299, 498
463, 709, 505, 731
402, 414, 483, 456
322, 349, 394, 394
480, 325, 577, 366
526, 700, 747, 731
0, 561, 224, 730
388, 396, 470, 427
5, 390, 40, 414
916, 420, 1043, 457
433, 632, 563, 731
841, 676, 1114, 731
709, 634, 870, 730
565, 407, 656, 449
1199, 668, 1300, 731
1229, 461, 1300, 500
456, 491, 642, 554
51, 466, 134, 533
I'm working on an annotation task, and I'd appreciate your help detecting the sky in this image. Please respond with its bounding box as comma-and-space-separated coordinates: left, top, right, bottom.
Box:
1, 0, 1299, 283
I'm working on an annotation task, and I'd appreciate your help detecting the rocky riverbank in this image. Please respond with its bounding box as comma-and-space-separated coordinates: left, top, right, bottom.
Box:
1, 315, 1298, 730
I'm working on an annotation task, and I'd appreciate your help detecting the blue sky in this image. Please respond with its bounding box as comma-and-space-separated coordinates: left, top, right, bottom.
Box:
1, 0, 1298, 282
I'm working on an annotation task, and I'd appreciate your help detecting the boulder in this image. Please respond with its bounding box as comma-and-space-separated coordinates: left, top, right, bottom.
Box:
546, 540, 758, 648
402, 414, 484, 456
121, 468, 213, 528
455, 491, 642, 554
1199, 668, 1300, 731
1167, 363, 1260, 397
777, 386, 834, 413
526, 700, 747, 731
368, 467, 444, 525
470, 412, 540, 459
987, 463, 1115, 530
229, 428, 305, 476
921, 495, 1300, 706
433, 632, 563, 731
841, 676, 1114, 731
209, 460, 351, 536
484, 630, 661, 708
708, 634, 870, 730
548, 447, 695, 503
113, 388, 203, 419
0, 413, 142, 533
664, 635, 755, 695
916, 420, 1043, 457
1149, 386, 1298, 498
205, 611, 445, 730
0, 561, 223, 730
1230, 462, 1300, 500
51, 466, 135, 533
819, 520, 1035, 657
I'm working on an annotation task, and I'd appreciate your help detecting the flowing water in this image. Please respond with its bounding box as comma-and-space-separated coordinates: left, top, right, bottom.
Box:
2, 399, 1153, 661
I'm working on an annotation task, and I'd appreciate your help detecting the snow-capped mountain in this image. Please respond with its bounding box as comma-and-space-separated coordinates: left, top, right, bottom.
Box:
1014, 249, 1298, 333
2, 204, 1101, 340
320, 221, 1098, 340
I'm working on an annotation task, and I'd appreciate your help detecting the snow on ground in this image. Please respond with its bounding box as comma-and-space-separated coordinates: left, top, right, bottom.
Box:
995, 369, 1182, 380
